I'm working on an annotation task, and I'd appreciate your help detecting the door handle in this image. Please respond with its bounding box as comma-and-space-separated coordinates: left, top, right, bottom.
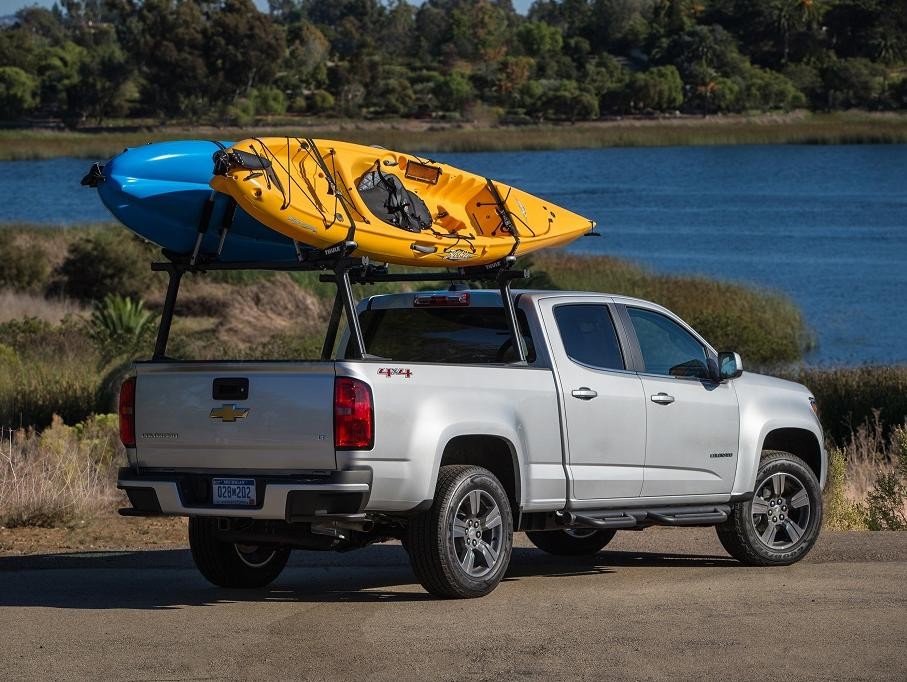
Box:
571, 387, 598, 400
651, 392, 675, 405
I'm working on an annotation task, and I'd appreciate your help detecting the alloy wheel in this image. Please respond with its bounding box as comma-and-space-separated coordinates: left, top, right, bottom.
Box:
750, 472, 811, 550
451, 489, 505, 578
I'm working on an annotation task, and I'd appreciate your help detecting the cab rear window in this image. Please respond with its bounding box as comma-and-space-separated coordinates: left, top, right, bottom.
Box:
351, 307, 535, 363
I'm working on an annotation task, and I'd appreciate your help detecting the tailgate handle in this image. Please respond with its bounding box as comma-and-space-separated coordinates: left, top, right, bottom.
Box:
213, 378, 249, 401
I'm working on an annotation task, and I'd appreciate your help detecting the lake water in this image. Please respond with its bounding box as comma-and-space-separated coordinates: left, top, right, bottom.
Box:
1, 145, 905, 366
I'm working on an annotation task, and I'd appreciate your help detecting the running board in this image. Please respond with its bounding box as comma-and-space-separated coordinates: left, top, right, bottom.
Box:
556, 505, 731, 530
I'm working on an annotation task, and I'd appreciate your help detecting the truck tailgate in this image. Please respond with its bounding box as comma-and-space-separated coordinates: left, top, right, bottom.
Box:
133, 362, 337, 471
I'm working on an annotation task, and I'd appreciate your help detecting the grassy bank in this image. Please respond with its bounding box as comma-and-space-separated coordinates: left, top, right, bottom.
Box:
2, 112, 906, 161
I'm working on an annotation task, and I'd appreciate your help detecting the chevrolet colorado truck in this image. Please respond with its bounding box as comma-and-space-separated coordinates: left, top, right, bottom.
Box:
118, 288, 826, 598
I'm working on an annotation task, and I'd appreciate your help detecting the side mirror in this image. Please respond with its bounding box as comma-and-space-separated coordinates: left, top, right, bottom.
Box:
718, 351, 743, 380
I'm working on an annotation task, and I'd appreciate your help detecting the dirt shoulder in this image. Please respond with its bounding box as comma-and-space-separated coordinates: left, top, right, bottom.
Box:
0, 514, 187, 556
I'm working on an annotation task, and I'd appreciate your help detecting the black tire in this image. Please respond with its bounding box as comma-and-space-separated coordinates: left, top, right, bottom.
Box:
406, 465, 514, 598
188, 517, 290, 588
526, 528, 616, 556
716, 450, 823, 566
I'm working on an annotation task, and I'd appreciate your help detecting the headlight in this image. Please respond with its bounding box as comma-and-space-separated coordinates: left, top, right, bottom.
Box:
809, 396, 819, 418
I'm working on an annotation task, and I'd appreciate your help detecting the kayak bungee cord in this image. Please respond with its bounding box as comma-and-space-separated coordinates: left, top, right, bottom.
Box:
305, 137, 361, 245
484, 178, 522, 258
247, 136, 330, 223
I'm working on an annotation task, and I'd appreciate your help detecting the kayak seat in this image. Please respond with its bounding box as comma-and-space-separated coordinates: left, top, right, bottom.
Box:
357, 170, 433, 233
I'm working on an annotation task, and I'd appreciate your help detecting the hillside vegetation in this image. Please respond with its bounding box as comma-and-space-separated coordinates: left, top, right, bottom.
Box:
1, 1, 905, 129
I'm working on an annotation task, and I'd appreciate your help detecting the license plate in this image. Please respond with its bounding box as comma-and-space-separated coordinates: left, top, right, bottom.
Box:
212, 478, 256, 506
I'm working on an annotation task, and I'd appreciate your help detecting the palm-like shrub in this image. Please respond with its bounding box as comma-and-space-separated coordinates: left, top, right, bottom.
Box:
89, 294, 155, 362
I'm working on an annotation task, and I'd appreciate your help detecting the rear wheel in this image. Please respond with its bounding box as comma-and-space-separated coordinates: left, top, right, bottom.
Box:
406, 465, 513, 598
526, 528, 616, 556
188, 517, 290, 588
717, 451, 822, 566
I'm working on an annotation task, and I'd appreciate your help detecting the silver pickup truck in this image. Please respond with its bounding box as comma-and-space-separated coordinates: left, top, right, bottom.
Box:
118, 287, 826, 598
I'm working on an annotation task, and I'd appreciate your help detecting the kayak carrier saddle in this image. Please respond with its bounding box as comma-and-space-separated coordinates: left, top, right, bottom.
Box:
149, 248, 530, 365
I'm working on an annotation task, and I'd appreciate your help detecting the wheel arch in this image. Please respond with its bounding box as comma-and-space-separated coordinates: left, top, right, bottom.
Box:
439, 435, 521, 523
760, 427, 824, 485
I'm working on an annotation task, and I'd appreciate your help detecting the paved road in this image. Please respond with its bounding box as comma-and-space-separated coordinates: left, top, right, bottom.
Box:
1, 528, 905, 681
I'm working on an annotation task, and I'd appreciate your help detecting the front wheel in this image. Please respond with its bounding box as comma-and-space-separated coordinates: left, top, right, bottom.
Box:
406, 465, 514, 598
526, 528, 616, 556
716, 450, 822, 566
188, 517, 290, 588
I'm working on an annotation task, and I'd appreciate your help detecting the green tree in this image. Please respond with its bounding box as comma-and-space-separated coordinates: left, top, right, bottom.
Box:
541, 80, 600, 121
434, 71, 474, 112
0, 66, 39, 119
206, 0, 286, 105
627, 65, 684, 112
128, 0, 211, 117
822, 57, 887, 109
252, 85, 288, 117
65, 24, 133, 125
741, 67, 805, 110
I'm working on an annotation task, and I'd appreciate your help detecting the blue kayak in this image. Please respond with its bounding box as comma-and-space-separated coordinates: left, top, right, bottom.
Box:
83, 140, 303, 262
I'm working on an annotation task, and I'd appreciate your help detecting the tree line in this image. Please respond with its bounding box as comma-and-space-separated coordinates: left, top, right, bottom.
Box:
0, 0, 904, 127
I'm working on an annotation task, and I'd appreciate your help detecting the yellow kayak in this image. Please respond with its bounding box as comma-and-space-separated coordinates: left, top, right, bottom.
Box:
210, 137, 595, 267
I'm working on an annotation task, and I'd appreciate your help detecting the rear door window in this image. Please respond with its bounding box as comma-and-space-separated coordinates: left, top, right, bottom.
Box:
553, 304, 625, 371
352, 307, 535, 363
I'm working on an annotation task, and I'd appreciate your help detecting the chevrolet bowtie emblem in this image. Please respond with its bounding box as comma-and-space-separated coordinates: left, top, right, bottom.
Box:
209, 404, 249, 422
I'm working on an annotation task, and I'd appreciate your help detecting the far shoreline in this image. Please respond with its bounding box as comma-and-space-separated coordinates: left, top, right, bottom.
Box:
1, 111, 906, 161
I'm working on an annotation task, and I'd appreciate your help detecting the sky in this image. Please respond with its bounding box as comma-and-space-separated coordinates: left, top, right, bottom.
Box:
0, 0, 535, 18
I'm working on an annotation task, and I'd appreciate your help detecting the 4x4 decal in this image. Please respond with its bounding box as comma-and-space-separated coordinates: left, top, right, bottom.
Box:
378, 367, 413, 378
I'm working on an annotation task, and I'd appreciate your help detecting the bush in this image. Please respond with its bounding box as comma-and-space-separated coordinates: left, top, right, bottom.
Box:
251, 85, 287, 117
823, 448, 866, 530
57, 230, 156, 302
789, 367, 907, 443
309, 89, 335, 113
864, 425, 907, 531
224, 96, 256, 126
0, 230, 50, 291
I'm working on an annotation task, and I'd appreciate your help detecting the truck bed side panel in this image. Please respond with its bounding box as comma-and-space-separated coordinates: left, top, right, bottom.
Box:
336, 362, 565, 512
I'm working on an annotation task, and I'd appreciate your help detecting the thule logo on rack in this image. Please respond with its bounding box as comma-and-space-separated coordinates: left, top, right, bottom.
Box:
710, 452, 734, 458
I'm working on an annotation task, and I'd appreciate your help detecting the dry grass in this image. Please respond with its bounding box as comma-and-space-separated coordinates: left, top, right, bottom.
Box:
824, 417, 907, 530
0, 289, 86, 325
0, 415, 123, 528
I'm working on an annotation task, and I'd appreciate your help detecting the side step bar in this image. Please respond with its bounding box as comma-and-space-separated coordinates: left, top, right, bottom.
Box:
556, 511, 638, 529
556, 505, 730, 530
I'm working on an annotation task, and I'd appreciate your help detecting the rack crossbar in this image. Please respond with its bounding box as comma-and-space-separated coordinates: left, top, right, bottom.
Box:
150, 252, 529, 364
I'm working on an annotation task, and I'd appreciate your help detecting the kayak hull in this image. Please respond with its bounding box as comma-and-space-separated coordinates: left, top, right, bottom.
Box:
94, 141, 302, 262
211, 138, 595, 267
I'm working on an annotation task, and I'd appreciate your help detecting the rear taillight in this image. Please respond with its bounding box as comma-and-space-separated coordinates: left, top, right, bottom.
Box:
118, 376, 136, 448
334, 377, 373, 450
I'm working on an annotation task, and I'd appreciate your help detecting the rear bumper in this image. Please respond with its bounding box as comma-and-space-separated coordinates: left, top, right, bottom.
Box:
117, 468, 371, 521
